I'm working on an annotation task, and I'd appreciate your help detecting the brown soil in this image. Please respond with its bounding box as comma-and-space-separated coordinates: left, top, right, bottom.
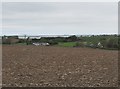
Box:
2, 45, 118, 87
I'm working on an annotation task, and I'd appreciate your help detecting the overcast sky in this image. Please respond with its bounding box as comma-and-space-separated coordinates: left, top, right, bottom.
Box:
2, 2, 118, 35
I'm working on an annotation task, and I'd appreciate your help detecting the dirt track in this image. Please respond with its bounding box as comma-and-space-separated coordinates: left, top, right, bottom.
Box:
2, 45, 118, 87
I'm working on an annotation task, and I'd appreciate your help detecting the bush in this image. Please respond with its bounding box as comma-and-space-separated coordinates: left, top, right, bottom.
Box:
106, 38, 118, 49
49, 40, 58, 45
75, 42, 84, 47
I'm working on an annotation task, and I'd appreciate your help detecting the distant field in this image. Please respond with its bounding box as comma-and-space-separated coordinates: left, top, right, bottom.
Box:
2, 45, 118, 87
58, 42, 76, 47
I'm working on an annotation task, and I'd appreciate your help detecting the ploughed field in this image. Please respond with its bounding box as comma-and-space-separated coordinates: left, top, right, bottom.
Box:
2, 45, 118, 87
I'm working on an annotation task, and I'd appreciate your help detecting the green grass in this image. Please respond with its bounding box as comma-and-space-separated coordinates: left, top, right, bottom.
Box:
58, 42, 76, 47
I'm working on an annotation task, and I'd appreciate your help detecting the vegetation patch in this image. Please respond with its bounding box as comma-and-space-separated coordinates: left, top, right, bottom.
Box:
2, 35, 120, 50
58, 42, 76, 47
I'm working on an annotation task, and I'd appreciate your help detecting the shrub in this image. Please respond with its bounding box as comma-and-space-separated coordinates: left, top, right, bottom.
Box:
106, 38, 118, 49
75, 42, 84, 47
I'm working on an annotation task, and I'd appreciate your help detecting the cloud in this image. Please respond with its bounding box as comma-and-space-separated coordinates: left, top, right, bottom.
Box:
2, 2, 118, 35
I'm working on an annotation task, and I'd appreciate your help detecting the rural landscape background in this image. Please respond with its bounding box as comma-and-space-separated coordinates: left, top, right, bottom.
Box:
2, 2, 119, 87
2, 34, 119, 87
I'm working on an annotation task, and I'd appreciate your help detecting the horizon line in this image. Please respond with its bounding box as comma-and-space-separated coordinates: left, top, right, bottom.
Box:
0, 33, 119, 36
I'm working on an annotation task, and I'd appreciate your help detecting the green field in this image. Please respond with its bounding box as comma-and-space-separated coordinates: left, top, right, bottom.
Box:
58, 42, 76, 47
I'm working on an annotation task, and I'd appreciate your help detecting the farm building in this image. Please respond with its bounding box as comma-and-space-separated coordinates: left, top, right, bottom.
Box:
32, 42, 49, 46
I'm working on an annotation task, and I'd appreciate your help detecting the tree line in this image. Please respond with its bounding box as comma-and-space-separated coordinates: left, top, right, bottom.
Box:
2, 35, 120, 50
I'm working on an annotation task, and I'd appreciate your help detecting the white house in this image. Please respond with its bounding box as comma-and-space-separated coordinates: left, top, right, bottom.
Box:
32, 42, 49, 46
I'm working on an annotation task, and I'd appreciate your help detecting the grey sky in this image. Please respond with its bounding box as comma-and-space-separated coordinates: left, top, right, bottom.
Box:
2, 2, 118, 35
